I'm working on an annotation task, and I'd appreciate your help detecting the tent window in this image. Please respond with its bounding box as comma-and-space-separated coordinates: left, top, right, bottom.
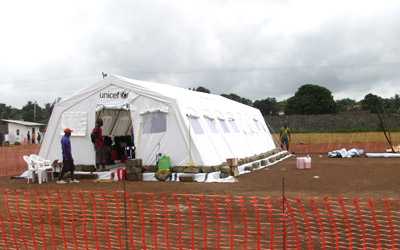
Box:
228, 120, 240, 133
248, 121, 255, 134
151, 112, 167, 133
189, 117, 204, 134
142, 114, 152, 134
142, 112, 167, 134
219, 119, 230, 133
253, 120, 261, 132
205, 117, 218, 133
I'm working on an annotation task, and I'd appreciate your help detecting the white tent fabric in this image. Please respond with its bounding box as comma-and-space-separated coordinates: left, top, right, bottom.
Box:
39, 75, 277, 166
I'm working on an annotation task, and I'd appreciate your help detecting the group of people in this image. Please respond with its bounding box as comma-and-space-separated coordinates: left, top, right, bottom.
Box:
57, 118, 105, 184
57, 119, 292, 184
26, 130, 42, 144
57, 118, 130, 184
0, 129, 42, 145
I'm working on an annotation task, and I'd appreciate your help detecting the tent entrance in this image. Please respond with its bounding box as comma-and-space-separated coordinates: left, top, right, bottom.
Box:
96, 107, 135, 164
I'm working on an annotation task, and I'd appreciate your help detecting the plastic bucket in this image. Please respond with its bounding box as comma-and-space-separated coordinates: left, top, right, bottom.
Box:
296, 157, 305, 169
305, 156, 312, 169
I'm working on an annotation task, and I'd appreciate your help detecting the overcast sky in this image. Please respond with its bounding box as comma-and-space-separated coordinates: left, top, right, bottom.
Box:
1, 0, 400, 108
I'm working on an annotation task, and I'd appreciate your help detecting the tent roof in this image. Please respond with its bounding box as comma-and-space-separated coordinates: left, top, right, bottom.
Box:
112, 74, 256, 110
61, 75, 260, 117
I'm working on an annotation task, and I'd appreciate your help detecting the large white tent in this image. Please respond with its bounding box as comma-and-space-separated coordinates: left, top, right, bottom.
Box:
39, 75, 278, 166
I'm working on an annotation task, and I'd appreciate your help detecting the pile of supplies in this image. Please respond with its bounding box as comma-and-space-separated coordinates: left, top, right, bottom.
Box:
328, 148, 364, 158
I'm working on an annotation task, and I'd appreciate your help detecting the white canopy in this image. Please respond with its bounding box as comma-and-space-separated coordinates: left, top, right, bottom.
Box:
39, 75, 277, 166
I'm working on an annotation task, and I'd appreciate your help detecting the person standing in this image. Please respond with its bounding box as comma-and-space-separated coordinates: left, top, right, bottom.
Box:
15, 129, 21, 144
279, 124, 291, 151
91, 118, 106, 171
57, 128, 79, 184
32, 130, 36, 144
37, 132, 42, 144
27, 131, 31, 144
0, 132, 4, 146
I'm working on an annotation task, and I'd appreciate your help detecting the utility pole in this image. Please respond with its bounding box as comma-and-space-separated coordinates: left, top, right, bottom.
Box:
33, 101, 37, 122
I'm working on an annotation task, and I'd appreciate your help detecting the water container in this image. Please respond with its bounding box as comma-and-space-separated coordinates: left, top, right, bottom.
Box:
296, 157, 305, 169
305, 156, 312, 169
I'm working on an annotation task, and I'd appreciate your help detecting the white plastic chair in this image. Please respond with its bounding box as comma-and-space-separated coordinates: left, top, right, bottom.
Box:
29, 154, 54, 183
30, 154, 52, 166
23, 155, 36, 184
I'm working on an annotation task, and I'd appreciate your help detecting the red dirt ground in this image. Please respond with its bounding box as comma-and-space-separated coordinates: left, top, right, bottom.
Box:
1, 156, 399, 198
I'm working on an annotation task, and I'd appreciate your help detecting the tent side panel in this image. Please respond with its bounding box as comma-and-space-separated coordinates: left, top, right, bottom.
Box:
131, 96, 196, 166
39, 94, 99, 165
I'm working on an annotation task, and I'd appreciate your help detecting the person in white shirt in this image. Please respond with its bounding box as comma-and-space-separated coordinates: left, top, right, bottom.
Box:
15, 129, 21, 144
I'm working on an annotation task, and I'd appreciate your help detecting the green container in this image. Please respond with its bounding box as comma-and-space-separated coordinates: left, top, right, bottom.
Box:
157, 155, 171, 170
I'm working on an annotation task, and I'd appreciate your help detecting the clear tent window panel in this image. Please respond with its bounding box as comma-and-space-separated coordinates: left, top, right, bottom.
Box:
150, 112, 167, 133
142, 112, 167, 134
205, 117, 219, 133
253, 120, 261, 132
247, 121, 256, 134
219, 119, 230, 133
190, 117, 204, 134
142, 113, 152, 134
228, 120, 240, 133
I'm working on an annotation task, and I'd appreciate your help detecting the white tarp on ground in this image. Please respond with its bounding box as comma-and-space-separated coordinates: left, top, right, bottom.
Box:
328, 148, 364, 158
366, 153, 400, 158
39, 74, 277, 167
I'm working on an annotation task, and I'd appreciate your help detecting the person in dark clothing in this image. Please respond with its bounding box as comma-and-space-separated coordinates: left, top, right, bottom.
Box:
57, 128, 79, 184
27, 131, 31, 144
280, 124, 291, 151
103, 136, 113, 164
37, 132, 42, 144
32, 131, 36, 144
0, 132, 4, 146
91, 118, 106, 171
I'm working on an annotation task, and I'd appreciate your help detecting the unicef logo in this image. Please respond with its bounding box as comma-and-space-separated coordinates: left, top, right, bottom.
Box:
100, 90, 129, 99
120, 91, 129, 99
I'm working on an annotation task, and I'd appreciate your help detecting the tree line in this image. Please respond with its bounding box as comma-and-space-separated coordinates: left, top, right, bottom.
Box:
191, 84, 400, 116
0, 99, 60, 123
1, 85, 399, 125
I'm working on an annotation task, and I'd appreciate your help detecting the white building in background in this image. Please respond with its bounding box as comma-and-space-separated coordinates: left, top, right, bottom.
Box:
0, 119, 44, 144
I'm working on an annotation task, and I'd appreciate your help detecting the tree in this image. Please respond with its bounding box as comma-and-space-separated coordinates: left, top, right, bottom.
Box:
221, 93, 253, 106
253, 98, 279, 116
277, 100, 287, 115
285, 84, 336, 114
361, 93, 383, 113
336, 98, 356, 112
392, 94, 400, 113
361, 93, 396, 151
194, 86, 211, 94
21, 101, 37, 121
383, 94, 400, 113
21, 101, 49, 122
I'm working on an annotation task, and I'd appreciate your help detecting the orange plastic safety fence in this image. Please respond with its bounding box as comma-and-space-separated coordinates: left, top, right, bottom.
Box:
0, 190, 398, 249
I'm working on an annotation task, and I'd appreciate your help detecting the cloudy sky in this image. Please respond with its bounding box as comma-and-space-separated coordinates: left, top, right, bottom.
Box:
1, 0, 400, 107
